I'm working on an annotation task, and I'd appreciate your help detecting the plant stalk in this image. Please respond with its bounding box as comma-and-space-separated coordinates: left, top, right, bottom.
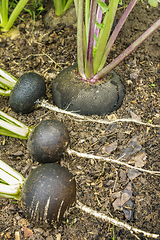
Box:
2, 0, 29, 32
76, 0, 86, 79
93, 0, 119, 74
0, 68, 17, 96
94, 0, 105, 47
93, 18, 160, 80
98, 0, 138, 72
0, 110, 32, 139
84, 0, 97, 79
0, 160, 24, 200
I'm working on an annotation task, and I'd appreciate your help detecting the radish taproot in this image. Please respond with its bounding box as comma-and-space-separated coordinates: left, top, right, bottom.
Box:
27, 119, 69, 163
0, 161, 76, 224
0, 111, 69, 163
8, 72, 46, 114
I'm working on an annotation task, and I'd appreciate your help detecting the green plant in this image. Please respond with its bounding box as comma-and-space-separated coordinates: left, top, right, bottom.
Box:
73, 0, 160, 83
0, 68, 17, 96
149, 83, 156, 88
53, 0, 74, 16
110, 225, 116, 240
0, 110, 31, 139
0, 0, 29, 32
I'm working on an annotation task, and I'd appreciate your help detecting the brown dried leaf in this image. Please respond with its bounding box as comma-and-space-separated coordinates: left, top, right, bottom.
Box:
120, 135, 142, 158
128, 151, 147, 168
129, 110, 142, 121
119, 169, 127, 182
127, 169, 141, 180
112, 183, 132, 211
112, 198, 122, 210
23, 227, 33, 238
134, 151, 147, 168
102, 140, 118, 154
123, 199, 134, 220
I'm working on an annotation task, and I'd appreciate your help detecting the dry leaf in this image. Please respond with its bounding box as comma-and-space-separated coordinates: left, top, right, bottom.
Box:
112, 182, 132, 211
129, 110, 142, 121
102, 140, 118, 154
119, 169, 127, 182
123, 199, 134, 220
120, 135, 142, 159
23, 227, 33, 238
128, 151, 147, 168
127, 169, 141, 180
134, 151, 147, 168
112, 198, 122, 210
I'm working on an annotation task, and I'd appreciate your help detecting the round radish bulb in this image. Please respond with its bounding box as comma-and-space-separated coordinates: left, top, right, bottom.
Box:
27, 119, 69, 163
9, 72, 46, 114
21, 163, 76, 224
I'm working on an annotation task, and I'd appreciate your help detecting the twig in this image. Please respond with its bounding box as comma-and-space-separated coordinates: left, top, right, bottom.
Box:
37, 100, 160, 128
21, 53, 66, 71
67, 149, 160, 175
76, 201, 159, 239
112, 170, 118, 192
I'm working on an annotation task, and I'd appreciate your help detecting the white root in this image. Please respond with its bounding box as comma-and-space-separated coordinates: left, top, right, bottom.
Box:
76, 201, 159, 239
67, 148, 160, 175
37, 99, 160, 128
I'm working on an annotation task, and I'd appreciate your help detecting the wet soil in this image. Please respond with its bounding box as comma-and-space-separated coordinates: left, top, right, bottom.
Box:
0, 1, 160, 239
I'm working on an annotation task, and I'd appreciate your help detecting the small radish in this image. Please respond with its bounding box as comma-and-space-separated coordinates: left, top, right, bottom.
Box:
0, 111, 69, 163
9, 72, 46, 114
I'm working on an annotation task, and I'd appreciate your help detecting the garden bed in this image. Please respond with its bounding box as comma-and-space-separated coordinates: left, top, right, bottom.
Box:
0, 1, 160, 239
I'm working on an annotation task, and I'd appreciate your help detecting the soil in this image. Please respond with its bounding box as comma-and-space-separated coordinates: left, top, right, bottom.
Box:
0, 1, 160, 239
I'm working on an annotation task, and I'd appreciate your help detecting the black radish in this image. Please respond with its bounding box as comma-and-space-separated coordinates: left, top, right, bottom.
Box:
0, 111, 69, 163
0, 161, 76, 224
22, 163, 76, 224
9, 72, 46, 114
27, 119, 69, 163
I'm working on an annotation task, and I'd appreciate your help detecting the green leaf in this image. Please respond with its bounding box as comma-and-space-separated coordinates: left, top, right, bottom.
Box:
37, 6, 44, 11
97, 0, 109, 14
119, 0, 123, 5
95, 20, 105, 30
148, 0, 158, 7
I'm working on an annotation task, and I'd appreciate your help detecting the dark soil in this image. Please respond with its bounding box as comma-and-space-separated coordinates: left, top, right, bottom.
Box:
0, 1, 160, 239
